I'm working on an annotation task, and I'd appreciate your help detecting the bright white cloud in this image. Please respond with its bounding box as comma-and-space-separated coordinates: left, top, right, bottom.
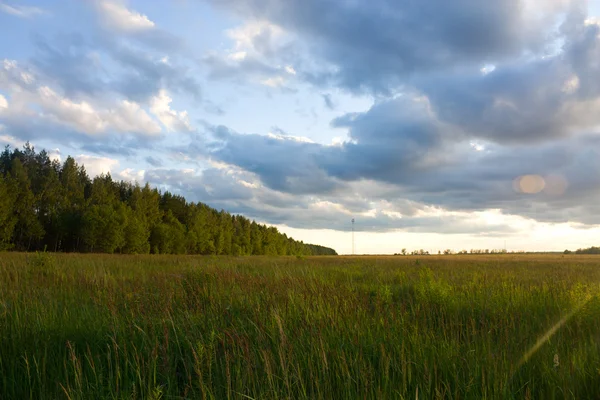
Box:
149, 89, 192, 132
227, 51, 247, 61
267, 131, 314, 143
0, 133, 24, 148
75, 155, 119, 178
207, 20, 297, 88
227, 20, 284, 52
117, 167, 145, 183
37, 86, 106, 134
261, 76, 286, 88
47, 148, 61, 163
37, 86, 161, 136
1, 60, 162, 137
97, 1, 155, 31
562, 75, 580, 94
104, 100, 162, 136
0, 3, 45, 18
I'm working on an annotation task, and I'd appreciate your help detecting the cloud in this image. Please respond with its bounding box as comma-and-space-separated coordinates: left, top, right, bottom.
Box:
321, 93, 334, 110
0, 2, 46, 18
145, 155, 163, 167
207, 0, 579, 94
189, 81, 600, 228
116, 167, 145, 183
28, 21, 199, 103
0, 59, 162, 140
150, 89, 193, 132
141, 164, 521, 234
75, 154, 119, 178
108, 40, 202, 101
47, 148, 61, 163
418, 21, 600, 144
95, 1, 182, 51
0, 133, 24, 149
203, 20, 298, 89
97, 0, 155, 32
208, 125, 342, 194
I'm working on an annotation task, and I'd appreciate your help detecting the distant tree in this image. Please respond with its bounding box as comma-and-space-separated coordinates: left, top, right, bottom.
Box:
0, 175, 16, 249
150, 211, 186, 254
0, 145, 337, 256
575, 246, 600, 254
9, 158, 44, 250
123, 210, 150, 254
58, 156, 88, 251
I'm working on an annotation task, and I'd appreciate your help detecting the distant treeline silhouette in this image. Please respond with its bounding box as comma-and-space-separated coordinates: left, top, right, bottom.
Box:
564, 247, 600, 255
0, 143, 337, 256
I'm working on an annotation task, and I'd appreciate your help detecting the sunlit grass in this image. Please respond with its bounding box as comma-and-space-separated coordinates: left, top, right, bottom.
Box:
1, 253, 600, 399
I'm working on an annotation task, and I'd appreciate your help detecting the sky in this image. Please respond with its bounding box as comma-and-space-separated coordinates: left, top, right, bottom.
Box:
1, 0, 600, 254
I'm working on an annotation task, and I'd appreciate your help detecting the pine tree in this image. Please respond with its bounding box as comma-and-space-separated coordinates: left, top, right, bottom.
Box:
9, 158, 44, 250
0, 145, 337, 256
0, 175, 17, 249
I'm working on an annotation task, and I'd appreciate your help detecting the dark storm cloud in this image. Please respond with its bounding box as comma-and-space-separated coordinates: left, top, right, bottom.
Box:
419, 22, 600, 144
206, 0, 574, 93
209, 125, 344, 194
193, 98, 600, 228
170, 6, 600, 230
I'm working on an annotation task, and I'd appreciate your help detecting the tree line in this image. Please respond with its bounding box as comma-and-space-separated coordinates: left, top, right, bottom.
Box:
0, 144, 337, 256
564, 247, 600, 255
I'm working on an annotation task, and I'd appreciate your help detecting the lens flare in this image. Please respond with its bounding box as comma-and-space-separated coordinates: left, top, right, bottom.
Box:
543, 174, 568, 195
513, 175, 545, 194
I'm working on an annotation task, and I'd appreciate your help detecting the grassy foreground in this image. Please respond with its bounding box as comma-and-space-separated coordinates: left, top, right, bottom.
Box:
1, 253, 600, 399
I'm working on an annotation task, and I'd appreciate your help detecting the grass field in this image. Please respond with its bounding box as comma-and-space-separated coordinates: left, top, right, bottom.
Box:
1, 253, 600, 399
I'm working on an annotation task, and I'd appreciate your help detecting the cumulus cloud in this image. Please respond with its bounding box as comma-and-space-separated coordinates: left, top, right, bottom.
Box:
96, 0, 155, 31
0, 59, 162, 140
170, 5, 600, 232
207, 0, 579, 93
29, 33, 201, 103
203, 19, 298, 89
418, 21, 600, 144
5, 0, 600, 237
75, 154, 119, 178
141, 163, 522, 234
150, 90, 193, 132
188, 74, 600, 228
95, 0, 182, 51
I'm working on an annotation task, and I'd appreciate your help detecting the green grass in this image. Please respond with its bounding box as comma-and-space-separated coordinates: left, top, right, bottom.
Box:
1, 253, 600, 399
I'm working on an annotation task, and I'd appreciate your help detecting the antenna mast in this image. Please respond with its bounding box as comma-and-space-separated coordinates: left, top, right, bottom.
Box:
352, 218, 355, 255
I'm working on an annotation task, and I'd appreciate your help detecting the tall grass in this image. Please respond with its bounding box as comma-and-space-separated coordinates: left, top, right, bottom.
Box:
1, 253, 600, 399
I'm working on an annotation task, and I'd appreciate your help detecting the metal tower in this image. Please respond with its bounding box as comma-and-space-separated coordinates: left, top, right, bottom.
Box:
352, 218, 355, 255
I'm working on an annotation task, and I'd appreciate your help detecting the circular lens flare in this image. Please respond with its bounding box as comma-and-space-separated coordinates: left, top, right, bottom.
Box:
513, 175, 545, 194
543, 174, 568, 195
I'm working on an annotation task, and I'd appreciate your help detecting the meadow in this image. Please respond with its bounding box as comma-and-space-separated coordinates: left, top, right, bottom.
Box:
1, 253, 600, 399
